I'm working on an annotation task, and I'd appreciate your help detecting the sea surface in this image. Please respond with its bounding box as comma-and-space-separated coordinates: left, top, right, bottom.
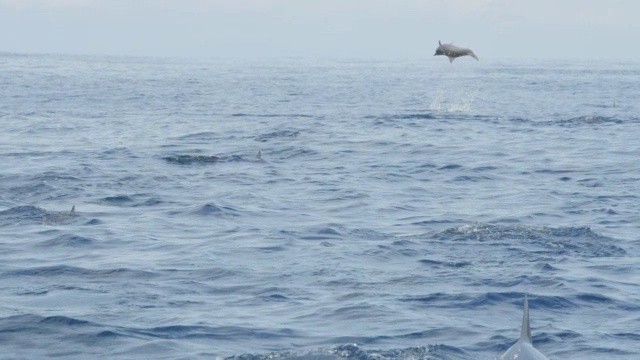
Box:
0, 53, 639, 359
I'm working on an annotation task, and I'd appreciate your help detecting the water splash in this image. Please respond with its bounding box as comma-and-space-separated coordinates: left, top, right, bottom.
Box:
430, 86, 479, 113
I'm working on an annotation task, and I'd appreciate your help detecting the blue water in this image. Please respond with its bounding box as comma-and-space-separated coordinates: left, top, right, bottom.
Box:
1, 53, 639, 359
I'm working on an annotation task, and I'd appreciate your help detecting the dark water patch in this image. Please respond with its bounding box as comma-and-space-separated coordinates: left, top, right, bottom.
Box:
175, 131, 218, 140
100, 147, 137, 158
226, 344, 467, 360
391, 239, 416, 246
95, 330, 127, 338
2, 265, 158, 280
33, 172, 81, 183
0, 205, 47, 226
260, 294, 289, 302
135, 325, 298, 341
393, 113, 436, 120
163, 154, 220, 165
438, 164, 463, 170
452, 175, 492, 182
538, 263, 559, 271
232, 113, 313, 118
270, 146, 318, 159
407, 163, 438, 175
419, 259, 472, 268
373, 245, 419, 258
574, 293, 613, 304
369, 113, 438, 127
140, 198, 163, 207
468, 292, 535, 308
193, 203, 241, 217
400, 292, 470, 308
472, 166, 498, 172
163, 154, 244, 165
98, 194, 163, 208
300, 227, 343, 241
534, 168, 575, 175
556, 115, 623, 127
400, 291, 578, 311
258, 245, 286, 252
255, 130, 300, 142
37, 234, 95, 247
409, 218, 461, 226
100, 195, 133, 205
434, 223, 626, 257
40, 316, 90, 326
584, 102, 619, 109
522, 294, 577, 311
608, 333, 640, 341
185, 267, 244, 281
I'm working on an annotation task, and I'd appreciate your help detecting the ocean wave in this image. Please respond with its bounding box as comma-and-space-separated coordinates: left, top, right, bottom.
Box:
174, 131, 219, 140
225, 343, 468, 360
434, 223, 626, 257
98, 194, 163, 207
163, 154, 245, 165
556, 115, 624, 126
193, 203, 241, 217
36, 234, 95, 247
2, 265, 159, 279
254, 130, 300, 143
231, 113, 314, 118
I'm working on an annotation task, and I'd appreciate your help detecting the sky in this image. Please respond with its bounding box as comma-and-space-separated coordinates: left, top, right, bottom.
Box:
1, 0, 639, 59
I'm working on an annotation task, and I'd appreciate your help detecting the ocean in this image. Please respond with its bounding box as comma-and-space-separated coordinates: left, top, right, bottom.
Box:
0, 52, 638, 359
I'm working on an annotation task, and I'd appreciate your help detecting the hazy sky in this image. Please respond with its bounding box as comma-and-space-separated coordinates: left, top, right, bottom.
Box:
1, 0, 639, 59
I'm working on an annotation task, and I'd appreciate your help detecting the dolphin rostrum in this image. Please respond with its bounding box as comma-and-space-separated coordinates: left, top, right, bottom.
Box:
434, 41, 479, 63
499, 296, 550, 360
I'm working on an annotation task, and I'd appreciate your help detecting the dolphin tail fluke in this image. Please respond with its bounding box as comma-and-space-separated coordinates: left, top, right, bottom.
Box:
520, 295, 532, 343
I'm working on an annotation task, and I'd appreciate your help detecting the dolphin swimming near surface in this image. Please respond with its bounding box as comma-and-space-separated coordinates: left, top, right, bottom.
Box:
42, 205, 78, 225
434, 41, 479, 63
499, 296, 550, 360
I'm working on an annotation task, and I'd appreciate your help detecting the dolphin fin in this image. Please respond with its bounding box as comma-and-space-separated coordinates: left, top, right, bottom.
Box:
520, 295, 532, 343
256, 150, 262, 160
470, 52, 479, 61
448, 56, 455, 63
70, 205, 76, 215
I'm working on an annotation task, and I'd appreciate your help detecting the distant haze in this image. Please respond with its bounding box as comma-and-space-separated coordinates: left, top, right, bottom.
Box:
1, 0, 638, 59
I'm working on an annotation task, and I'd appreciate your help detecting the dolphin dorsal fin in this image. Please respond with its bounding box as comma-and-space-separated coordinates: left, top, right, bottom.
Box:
520, 295, 532, 343
70, 205, 76, 215
438, 40, 441, 45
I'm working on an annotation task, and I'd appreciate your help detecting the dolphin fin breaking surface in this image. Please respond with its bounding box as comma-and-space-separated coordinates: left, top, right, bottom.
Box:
499, 296, 550, 360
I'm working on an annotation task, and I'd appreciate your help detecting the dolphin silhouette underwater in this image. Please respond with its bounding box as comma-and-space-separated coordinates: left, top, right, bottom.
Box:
499, 296, 550, 360
434, 41, 479, 63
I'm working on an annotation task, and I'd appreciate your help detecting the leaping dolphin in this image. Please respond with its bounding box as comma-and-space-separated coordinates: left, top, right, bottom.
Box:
434, 41, 479, 63
499, 296, 550, 360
